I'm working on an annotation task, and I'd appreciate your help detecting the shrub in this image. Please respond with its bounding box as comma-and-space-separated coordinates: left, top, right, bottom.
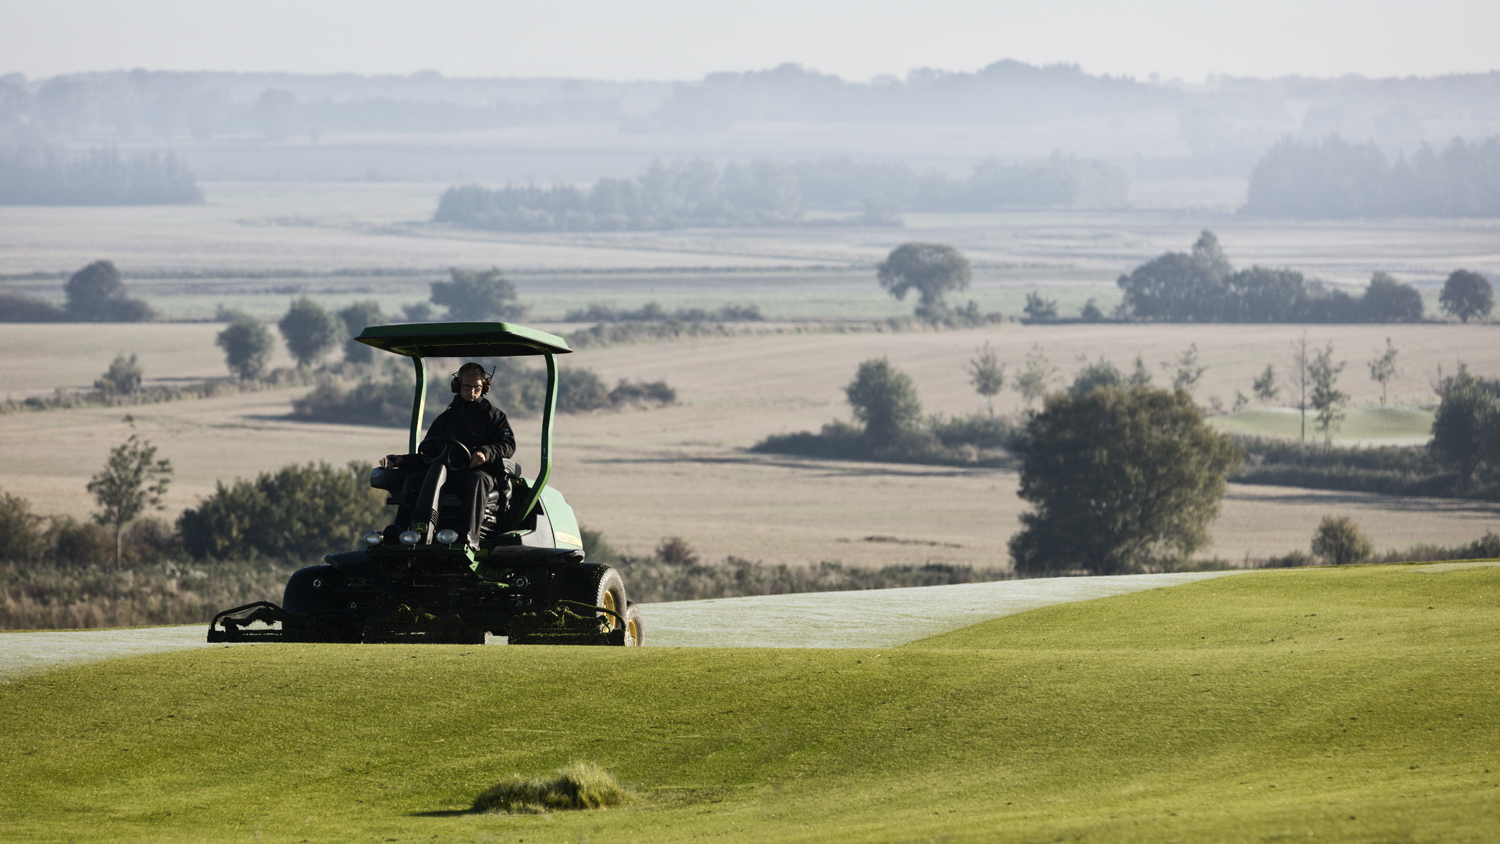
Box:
93, 353, 143, 396
178, 461, 388, 560
1311, 515, 1374, 566
0, 489, 46, 562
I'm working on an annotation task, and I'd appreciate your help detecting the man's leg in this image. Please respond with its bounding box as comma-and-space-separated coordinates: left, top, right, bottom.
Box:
452, 470, 499, 549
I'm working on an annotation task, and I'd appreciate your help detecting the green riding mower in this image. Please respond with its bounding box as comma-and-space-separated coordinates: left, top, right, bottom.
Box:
207, 321, 643, 646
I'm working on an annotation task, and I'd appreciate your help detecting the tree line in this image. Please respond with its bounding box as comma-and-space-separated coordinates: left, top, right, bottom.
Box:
1243, 135, 1500, 218
433, 154, 1127, 232
0, 143, 200, 205
1114, 231, 1491, 323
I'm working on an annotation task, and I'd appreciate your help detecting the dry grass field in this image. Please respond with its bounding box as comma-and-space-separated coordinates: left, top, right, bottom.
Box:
2, 182, 1495, 570
1, 319, 1495, 571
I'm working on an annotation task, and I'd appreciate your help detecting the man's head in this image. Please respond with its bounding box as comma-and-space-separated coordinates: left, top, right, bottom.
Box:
452, 362, 491, 401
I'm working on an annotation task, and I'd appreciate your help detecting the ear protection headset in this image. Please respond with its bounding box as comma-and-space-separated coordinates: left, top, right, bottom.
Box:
450, 365, 494, 395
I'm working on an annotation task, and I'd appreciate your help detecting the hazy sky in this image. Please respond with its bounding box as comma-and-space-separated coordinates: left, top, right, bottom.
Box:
7, 0, 1497, 82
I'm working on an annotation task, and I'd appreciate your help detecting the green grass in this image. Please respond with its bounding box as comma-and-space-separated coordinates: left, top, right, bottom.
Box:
1, 564, 1497, 842
1211, 405, 1436, 443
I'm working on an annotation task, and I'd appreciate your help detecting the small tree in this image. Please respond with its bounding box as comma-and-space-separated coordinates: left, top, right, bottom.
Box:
1014, 346, 1058, 411
94, 352, 143, 396
1311, 515, 1373, 566
337, 299, 385, 364
1290, 333, 1312, 442
844, 357, 922, 450
278, 296, 346, 367
1162, 343, 1207, 394
1439, 269, 1493, 323
431, 267, 527, 321
1252, 364, 1280, 404
876, 242, 972, 321
216, 318, 275, 380
1308, 342, 1348, 446
87, 425, 173, 566
1368, 337, 1399, 405
1009, 385, 1242, 576
1127, 356, 1153, 387
966, 342, 1006, 416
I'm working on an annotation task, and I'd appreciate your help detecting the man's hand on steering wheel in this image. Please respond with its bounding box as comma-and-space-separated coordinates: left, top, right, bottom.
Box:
416, 437, 484, 472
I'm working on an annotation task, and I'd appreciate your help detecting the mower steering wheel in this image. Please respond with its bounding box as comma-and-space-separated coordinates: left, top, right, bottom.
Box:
417, 437, 473, 472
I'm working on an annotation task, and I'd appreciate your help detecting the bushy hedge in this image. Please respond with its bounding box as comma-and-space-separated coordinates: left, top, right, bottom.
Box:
177, 461, 389, 561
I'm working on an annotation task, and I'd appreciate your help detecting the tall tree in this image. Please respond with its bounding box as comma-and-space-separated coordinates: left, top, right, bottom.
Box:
876, 242, 972, 321
1439, 269, 1493, 323
966, 342, 1006, 417
87, 423, 173, 566
1429, 365, 1499, 488
1008, 385, 1241, 576
216, 318, 275, 380
278, 297, 346, 367
337, 300, 385, 364
63, 260, 153, 322
431, 267, 527, 321
1368, 338, 1399, 405
844, 357, 922, 450
1362, 272, 1424, 322
1308, 342, 1348, 445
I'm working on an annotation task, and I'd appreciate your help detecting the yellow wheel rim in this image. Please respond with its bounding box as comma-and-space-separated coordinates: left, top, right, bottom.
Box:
627, 617, 641, 645
602, 591, 618, 628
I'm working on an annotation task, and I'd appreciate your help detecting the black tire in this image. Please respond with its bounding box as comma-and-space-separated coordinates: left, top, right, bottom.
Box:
283, 564, 344, 614
554, 563, 628, 632
624, 601, 644, 647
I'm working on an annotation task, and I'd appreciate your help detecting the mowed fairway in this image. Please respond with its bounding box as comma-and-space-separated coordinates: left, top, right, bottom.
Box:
1, 563, 1496, 842
1, 321, 1498, 565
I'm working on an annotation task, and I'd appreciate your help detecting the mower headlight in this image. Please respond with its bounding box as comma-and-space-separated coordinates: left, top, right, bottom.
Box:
399, 530, 421, 547
362, 531, 382, 547
436, 529, 460, 545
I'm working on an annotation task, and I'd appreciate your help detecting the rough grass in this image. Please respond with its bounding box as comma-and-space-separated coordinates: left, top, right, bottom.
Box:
471, 761, 631, 814
0, 564, 1497, 842
1210, 405, 1435, 444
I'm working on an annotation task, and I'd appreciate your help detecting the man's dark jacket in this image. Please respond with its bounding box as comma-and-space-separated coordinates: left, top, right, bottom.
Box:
413, 395, 516, 469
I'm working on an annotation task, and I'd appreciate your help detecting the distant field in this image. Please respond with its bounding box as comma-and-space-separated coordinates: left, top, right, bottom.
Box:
2, 182, 1496, 323
1, 564, 1496, 842
1, 321, 1495, 567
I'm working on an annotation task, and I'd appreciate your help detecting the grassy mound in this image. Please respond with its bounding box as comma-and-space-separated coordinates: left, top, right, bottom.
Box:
471, 761, 631, 814
0, 563, 1496, 842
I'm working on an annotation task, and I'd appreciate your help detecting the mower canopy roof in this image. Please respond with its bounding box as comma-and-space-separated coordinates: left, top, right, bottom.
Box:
354, 322, 572, 359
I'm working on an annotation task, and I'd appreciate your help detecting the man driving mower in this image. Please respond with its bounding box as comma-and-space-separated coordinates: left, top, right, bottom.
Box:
384, 361, 515, 551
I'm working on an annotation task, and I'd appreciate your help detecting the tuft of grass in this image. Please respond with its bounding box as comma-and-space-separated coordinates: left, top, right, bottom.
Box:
471, 761, 631, 814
